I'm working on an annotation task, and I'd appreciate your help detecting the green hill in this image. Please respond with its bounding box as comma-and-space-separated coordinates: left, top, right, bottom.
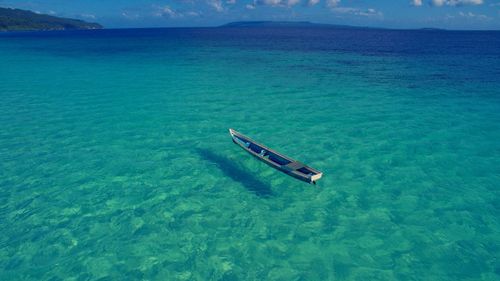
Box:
0, 7, 102, 31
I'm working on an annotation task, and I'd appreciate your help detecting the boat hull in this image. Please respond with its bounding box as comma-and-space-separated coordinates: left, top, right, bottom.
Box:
229, 129, 322, 184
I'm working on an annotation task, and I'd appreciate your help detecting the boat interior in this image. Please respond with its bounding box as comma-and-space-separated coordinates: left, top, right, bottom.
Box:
233, 134, 319, 176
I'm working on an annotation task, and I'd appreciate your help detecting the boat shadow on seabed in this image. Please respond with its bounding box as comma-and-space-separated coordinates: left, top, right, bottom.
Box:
195, 148, 274, 198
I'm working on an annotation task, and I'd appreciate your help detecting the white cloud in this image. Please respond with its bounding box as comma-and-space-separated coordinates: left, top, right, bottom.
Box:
208, 0, 225, 12
326, 0, 340, 8
331, 7, 383, 17
257, 0, 299, 7
122, 11, 140, 19
458, 11, 490, 19
155, 5, 177, 17
431, 0, 483, 6
151, 5, 201, 18
261, 0, 282, 6
246, 4, 256, 9
81, 14, 96, 19
308, 0, 320, 6
412, 0, 423, 6
330, 7, 353, 13
226, 0, 236, 4
185, 11, 201, 16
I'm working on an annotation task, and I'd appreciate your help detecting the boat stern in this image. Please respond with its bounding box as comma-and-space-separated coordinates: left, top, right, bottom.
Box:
310, 172, 323, 183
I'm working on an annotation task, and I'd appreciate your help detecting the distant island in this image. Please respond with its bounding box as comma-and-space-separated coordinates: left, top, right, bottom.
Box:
220, 21, 369, 29
220, 21, 446, 31
0, 7, 102, 32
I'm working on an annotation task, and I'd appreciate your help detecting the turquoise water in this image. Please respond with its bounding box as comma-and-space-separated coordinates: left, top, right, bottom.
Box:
1, 28, 499, 280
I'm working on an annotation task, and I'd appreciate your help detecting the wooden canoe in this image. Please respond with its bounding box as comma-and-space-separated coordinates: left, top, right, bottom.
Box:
229, 128, 323, 184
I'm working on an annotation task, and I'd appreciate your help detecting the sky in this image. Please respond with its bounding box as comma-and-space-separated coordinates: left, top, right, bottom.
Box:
1, 0, 500, 29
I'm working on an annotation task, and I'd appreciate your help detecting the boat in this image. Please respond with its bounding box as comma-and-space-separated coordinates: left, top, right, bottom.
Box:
229, 128, 323, 184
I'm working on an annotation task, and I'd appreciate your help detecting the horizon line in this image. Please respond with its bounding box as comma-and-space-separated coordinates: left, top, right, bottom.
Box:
90, 20, 500, 32
60, 24, 500, 32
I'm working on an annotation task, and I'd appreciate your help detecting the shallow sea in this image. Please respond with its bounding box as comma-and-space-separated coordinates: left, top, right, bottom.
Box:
0, 28, 499, 280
